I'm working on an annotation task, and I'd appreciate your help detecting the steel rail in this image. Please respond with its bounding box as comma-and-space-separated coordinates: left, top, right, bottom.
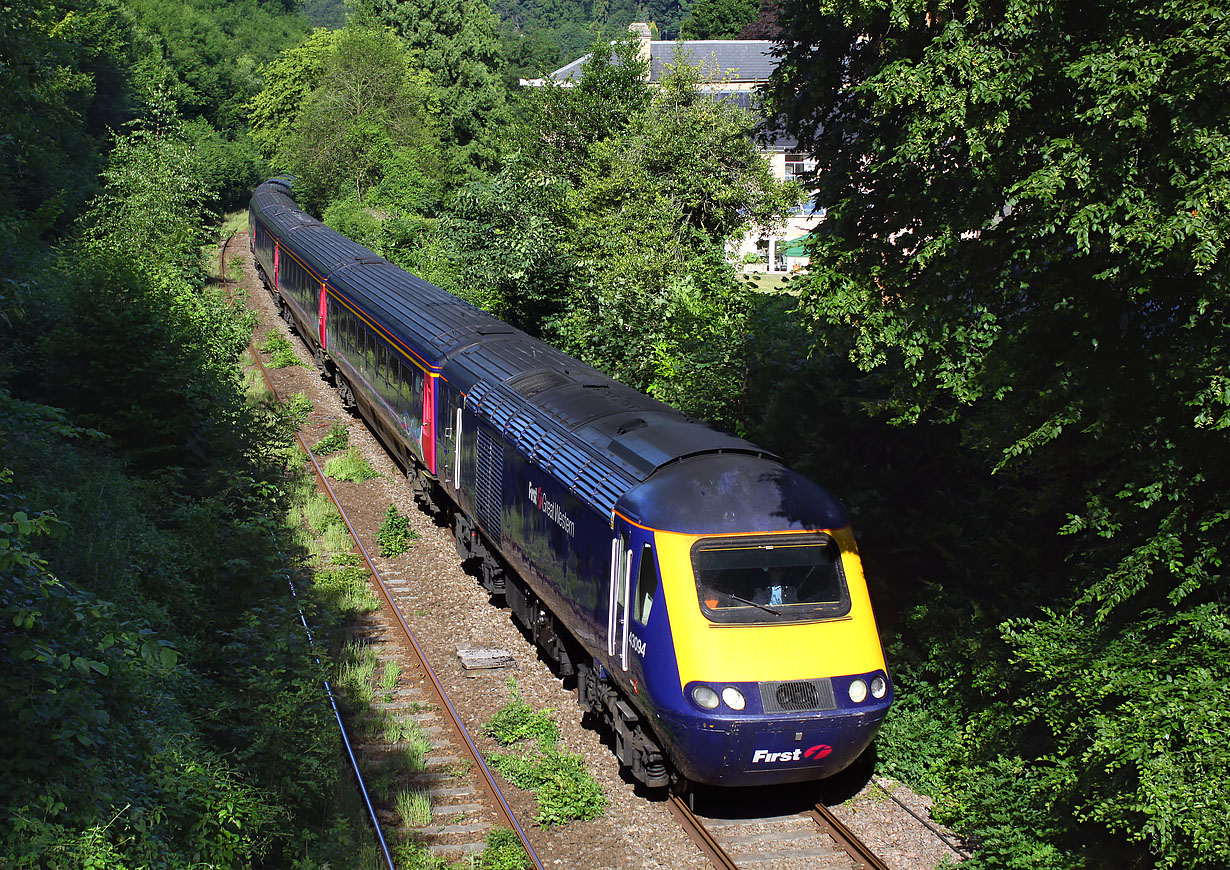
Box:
880, 784, 969, 859
811, 803, 892, 870
666, 795, 738, 870
297, 431, 546, 870
244, 298, 396, 870
239, 235, 545, 869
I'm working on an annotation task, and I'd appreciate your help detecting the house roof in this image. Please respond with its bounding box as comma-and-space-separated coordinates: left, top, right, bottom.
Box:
541, 40, 778, 86
649, 40, 777, 83
525, 35, 798, 149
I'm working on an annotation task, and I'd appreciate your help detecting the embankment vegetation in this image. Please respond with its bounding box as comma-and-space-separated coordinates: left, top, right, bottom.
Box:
4, 0, 1226, 866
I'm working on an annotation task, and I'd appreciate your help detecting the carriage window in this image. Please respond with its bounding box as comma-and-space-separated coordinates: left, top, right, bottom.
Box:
633, 544, 658, 624
692, 534, 850, 624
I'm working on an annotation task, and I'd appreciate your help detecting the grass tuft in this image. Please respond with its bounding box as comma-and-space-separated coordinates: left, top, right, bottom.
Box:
323, 447, 379, 483
394, 788, 433, 827
261, 331, 308, 368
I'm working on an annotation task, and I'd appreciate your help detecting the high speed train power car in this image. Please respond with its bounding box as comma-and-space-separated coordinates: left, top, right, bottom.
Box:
250, 177, 892, 790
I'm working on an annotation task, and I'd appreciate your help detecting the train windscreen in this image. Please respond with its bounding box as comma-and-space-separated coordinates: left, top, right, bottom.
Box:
691, 534, 851, 624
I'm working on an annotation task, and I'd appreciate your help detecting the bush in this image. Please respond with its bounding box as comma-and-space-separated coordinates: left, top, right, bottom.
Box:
484, 680, 604, 827
312, 422, 350, 455
376, 503, 417, 557
260, 331, 307, 368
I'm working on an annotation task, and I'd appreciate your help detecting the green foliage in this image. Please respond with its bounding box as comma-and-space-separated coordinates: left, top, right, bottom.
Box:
473, 827, 531, 870
260, 331, 308, 368
290, 25, 445, 208
284, 391, 313, 427
392, 839, 451, 870
484, 680, 604, 827
376, 503, 418, 557
249, 21, 448, 226
1, 0, 378, 864
434, 45, 795, 428
248, 27, 341, 164
487, 745, 607, 828
360, 0, 512, 180
312, 557, 380, 617
81, 105, 219, 286
763, 1, 1230, 866
394, 788, 433, 827
323, 448, 380, 483
485, 680, 560, 746
432, 160, 572, 334
312, 422, 351, 455
513, 33, 651, 184
0, 0, 135, 234
679, 0, 758, 39
124, 0, 310, 134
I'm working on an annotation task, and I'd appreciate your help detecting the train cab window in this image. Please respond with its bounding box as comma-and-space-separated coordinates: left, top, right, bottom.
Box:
691, 534, 851, 624
632, 544, 658, 624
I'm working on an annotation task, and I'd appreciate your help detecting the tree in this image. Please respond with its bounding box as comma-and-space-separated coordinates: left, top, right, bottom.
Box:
292, 26, 443, 205
553, 56, 799, 425
765, 1, 1230, 866
515, 32, 651, 183
247, 27, 341, 165
359, 0, 512, 179
679, 0, 758, 39
0, 0, 135, 233
249, 25, 445, 212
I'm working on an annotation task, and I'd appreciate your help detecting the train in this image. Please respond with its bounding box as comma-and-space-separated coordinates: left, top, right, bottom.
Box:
249, 177, 892, 790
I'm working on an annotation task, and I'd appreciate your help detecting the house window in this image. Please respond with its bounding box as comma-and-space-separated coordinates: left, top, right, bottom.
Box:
784, 152, 809, 183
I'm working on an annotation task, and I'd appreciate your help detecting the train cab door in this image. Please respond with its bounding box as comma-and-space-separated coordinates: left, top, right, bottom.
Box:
608, 530, 632, 671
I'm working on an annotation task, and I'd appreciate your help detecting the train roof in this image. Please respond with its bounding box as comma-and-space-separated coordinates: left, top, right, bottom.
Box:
250, 179, 809, 521
616, 453, 848, 534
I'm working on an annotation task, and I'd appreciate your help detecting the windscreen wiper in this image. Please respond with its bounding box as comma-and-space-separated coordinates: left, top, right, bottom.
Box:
725, 592, 781, 616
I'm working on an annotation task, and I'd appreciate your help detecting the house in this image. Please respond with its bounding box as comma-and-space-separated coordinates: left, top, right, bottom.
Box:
522, 23, 821, 274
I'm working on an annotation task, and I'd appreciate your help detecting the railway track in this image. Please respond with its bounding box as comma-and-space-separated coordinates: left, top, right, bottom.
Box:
670, 792, 891, 870
225, 228, 952, 870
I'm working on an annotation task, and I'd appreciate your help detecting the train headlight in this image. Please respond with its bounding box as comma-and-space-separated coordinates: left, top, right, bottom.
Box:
848, 679, 868, 703
721, 687, 746, 711
692, 685, 720, 710
870, 675, 888, 699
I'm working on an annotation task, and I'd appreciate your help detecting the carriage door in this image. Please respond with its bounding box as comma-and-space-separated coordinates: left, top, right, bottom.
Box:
318, 282, 328, 348
441, 388, 462, 492
273, 241, 280, 290
422, 374, 436, 474
608, 530, 632, 671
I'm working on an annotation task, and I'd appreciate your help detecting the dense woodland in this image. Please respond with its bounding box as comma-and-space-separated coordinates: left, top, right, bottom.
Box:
1, 0, 1226, 867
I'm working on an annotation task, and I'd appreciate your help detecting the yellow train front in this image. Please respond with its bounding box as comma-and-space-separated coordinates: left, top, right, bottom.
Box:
608, 453, 891, 787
